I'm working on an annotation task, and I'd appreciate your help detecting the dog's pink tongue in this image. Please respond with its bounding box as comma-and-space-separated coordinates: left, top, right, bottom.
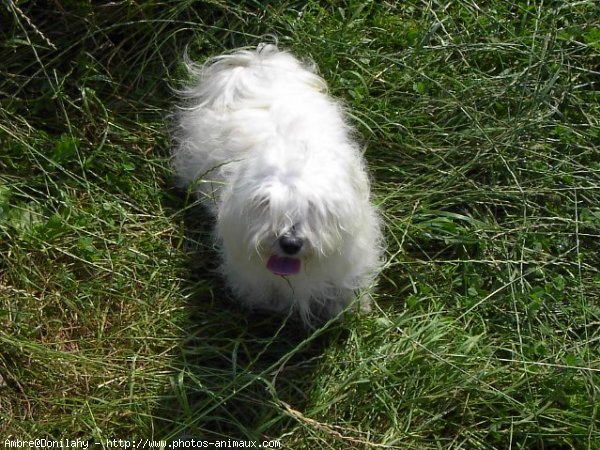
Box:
267, 255, 301, 275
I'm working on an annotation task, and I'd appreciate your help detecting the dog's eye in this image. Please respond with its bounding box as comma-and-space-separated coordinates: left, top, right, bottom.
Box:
255, 196, 270, 210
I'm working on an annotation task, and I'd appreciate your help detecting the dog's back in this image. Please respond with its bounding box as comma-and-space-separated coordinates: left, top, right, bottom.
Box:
181, 44, 326, 109
172, 45, 333, 203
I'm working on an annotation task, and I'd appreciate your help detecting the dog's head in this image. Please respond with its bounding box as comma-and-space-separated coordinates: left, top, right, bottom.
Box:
215, 151, 371, 277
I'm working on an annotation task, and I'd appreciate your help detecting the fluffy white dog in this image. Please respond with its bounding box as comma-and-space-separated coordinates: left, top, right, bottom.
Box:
172, 44, 384, 326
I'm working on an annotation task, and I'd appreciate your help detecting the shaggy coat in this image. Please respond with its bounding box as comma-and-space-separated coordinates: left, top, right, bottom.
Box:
173, 44, 384, 325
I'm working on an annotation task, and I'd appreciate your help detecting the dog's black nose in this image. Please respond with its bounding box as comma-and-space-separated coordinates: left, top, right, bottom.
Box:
279, 235, 303, 255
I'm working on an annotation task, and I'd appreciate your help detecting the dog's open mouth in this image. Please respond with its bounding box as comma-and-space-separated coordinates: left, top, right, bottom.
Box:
267, 255, 301, 276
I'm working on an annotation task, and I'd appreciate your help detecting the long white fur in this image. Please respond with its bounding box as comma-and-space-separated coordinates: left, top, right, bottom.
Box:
173, 44, 384, 326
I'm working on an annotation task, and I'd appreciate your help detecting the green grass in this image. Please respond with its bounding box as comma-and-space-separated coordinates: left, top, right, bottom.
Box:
1, 1, 599, 448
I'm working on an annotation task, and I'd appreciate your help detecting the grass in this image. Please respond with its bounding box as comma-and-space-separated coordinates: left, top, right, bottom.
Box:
1, 0, 599, 448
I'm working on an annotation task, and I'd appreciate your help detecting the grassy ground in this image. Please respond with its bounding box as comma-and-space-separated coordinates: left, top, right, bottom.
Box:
1, 1, 599, 448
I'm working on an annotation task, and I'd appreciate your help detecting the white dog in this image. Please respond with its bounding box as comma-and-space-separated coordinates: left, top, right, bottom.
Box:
172, 44, 384, 326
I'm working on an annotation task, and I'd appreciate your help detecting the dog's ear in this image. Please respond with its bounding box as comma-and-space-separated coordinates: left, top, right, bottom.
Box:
349, 158, 372, 200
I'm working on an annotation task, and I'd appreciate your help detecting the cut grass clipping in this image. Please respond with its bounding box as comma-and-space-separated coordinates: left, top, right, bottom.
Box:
1, 1, 599, 449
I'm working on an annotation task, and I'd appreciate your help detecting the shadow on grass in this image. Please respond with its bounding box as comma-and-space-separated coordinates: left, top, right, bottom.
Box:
154, 189, 346, 443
